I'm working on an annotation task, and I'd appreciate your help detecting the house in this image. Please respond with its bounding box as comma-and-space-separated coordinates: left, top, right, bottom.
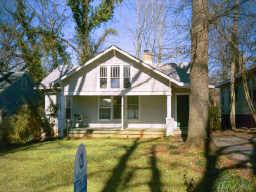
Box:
217, 66, 256, 129
0, 72, 39, 119
40, 45, 199, 137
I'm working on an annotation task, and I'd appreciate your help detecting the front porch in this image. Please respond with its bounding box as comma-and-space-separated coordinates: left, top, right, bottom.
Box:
63, 95, 180, 136
67, 127, 168, 138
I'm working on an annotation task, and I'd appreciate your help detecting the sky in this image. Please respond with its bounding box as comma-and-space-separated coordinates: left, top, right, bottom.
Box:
0, 0, 192, 66
59, 0, 192, 65
61, 0, 139, 57
1, 0, 255, 79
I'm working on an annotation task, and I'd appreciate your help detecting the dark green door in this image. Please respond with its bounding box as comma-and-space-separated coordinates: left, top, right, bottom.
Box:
177, 95, 189, 128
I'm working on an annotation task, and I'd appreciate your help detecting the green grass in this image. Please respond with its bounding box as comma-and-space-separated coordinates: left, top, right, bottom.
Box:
0, 138, 255, 192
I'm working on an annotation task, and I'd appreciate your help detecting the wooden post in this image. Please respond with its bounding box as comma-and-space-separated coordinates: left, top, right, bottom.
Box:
166, 94, 172, 118
166, 89, 176, 136
121, 95, 125, 130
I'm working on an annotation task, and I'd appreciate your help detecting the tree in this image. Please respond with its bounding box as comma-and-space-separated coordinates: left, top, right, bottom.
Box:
126, 0, 184, 64
0, 0, 70, 81
208, 0, 255, 128
186, 0, 209, 147
67, 0, 121, 64
229, 0, 240, 129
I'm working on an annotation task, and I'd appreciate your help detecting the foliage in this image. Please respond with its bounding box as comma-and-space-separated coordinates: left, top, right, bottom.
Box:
67, 0, 121, 64
209, 105, 221, 130
0, 0, 70, 81
184, 171, 255, 192
0, 104, 53, 144
213, 172, 256, 192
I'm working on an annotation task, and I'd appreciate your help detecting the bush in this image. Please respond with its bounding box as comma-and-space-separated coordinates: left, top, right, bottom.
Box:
184, 172, 256, 192
209, 105, 221, 131
0, 104, 53, 144
214, 172, 256, 192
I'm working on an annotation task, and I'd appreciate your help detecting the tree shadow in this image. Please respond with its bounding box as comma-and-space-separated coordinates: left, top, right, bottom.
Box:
149, 145, 163, 192
0, 137, 64, 155
191, 130, 256, 192
101, 138, 140, 192
101, 138, 163, 192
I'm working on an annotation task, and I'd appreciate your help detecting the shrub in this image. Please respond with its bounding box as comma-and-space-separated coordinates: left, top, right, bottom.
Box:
0, 104, 53, 144
209, 104, 221, 131
214, 172, 256, 192
184, 172, 256, 192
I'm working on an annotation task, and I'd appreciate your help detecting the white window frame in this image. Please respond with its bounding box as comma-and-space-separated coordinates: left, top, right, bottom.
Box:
126, 96, 140, 121
98, 96, 122, 120
98, 65, 132, 89
123, 65, 131, 88
99, 66, 108, 89
110, 65, 120, 88
98, 96, 112, 120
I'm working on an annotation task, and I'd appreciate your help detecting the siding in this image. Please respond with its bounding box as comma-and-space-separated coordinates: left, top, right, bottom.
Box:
71, 95, 167, 129
63, 55, 170, 96
220, 70, 256, 128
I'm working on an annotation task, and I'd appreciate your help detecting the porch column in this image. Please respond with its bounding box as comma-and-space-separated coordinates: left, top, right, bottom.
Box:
166, 93, 176, 136
121, 95, 125, 130
57, 89, 65, 137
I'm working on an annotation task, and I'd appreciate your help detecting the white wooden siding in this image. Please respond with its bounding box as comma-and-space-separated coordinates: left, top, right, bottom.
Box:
71, 95, 167, 129
63, 56, 170, 96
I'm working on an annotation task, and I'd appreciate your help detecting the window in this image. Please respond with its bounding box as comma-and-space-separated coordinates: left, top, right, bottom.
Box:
99, 96, 121, 120
99, 65, 131, 89
111, 66, 120, 88
127, 96, 139, 120
65, 96, 71, 119
99, 96, 112, 120
113, 96, 121, 119
123, 66, 131, 88
100, 66, 107, 88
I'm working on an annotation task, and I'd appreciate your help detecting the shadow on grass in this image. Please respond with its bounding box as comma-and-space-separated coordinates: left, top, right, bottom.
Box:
0, 137, 64, 155
149, 145, 163, 192
101, 138, 140, 192
101, 138, 163, 192
190, 130, 256, 192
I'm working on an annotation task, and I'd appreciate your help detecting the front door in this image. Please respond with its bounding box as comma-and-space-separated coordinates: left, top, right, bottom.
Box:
176, 95, 189, 128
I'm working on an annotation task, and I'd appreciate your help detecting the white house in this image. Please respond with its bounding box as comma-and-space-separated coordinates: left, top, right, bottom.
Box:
40, 45, 192, 137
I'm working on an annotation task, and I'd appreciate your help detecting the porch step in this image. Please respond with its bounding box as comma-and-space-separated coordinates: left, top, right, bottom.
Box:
68, 128, 166, 138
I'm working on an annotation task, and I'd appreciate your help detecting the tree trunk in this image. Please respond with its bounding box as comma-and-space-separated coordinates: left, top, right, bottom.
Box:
230, 62, 237, 129
229, 0, 239, 129
80, 36, 92, 65
186, 0, 209, 148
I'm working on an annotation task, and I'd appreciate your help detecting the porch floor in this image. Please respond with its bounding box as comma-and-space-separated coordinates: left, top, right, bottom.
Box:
67, 127, 167, 138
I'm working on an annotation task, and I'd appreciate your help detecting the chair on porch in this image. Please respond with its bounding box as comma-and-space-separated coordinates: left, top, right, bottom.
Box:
73, 113, 88, 128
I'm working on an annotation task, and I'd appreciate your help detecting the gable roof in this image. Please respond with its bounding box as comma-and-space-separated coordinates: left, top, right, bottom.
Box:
58, 45, 189, 87
40, 65, 71, 89
0, 72, 25, 93
0, 72, 40, 116
158, 63, 190, 84
216, 65, 256, 88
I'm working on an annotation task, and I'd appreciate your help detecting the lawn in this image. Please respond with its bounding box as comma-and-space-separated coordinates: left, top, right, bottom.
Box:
0, 137, 255, 192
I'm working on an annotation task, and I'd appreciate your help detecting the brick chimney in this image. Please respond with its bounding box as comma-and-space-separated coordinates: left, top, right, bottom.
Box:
143, 50, 153, 64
